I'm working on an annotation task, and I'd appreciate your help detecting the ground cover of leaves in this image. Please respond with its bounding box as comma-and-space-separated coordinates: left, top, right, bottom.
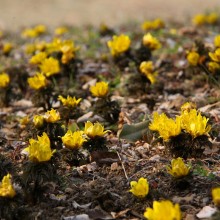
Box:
0, 16, 220, 220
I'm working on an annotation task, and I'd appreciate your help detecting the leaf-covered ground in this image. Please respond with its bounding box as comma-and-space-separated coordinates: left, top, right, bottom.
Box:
0, 16, 220, 220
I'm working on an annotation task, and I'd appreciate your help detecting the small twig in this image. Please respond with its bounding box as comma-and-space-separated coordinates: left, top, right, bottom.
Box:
116, 150, 129, 181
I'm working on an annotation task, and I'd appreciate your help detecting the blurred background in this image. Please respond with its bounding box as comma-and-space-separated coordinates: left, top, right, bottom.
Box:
0, 0, 220, 30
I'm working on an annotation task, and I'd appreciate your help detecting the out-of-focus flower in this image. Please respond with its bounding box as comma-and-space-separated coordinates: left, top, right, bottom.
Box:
29, 52, 47, 65
107, 34, 131, 56
0, 174, 16, 198
129, 177, 149, 198
212, 187, 220, 207
25, 43, 37, 54
3, 42, 13, 55
149, 112, 181, 141
90, 81, 109, 98
33, 115, 44, 128
141, 18, 165, 31
60, 40, 78, 64
139, 61, 158, 84
208, 61, 220, 73
23, 132, 55, 162
167, 157, 190, 178
144, 200, 181, 220
192, 14, 207, 26
214, 35, 220, 48
55, 27, 68, 36
209, 48, 220, 62
22, 25, 46, 38
142, 33, 161, 50
39, 57, 60, 77
58, 95, 82, 108
44, 108, 60, 123
27, 72, 47, 90
180, 109, 211, 138
0, 72, 10, 88
62, 130, 86, 149
206, 12, 218, 24
181, 102, 196, 113
84, 121, 109, 138
20, 116, 30, 126
187, 51, 200, 66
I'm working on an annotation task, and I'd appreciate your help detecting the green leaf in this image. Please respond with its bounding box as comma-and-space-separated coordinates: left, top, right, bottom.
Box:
118, 120, 150, 142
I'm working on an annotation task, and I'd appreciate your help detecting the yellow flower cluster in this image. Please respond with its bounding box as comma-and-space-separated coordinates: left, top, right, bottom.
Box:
29, 52, 48, 65
90, 81, 109, 98
141, 18, 165, 31
33, 115, 44, 128
84, 121, 109, 138
192, 12, 218, 26
58, 95, 82, 108
107, 34, 131, 56
139, 61, 158, 84
144, 200, 181, 220
2, 42, 13, 55
142, 33, 161, 50
24, 132, 55, 162
187, 51, 200, 66
62, 130, 86, 150
44, 108, 61, 123
212, 187, 220, 207
54, 27, 68, 36
167, 157, 190, 178
27, 72, 47, 90
0, 72, 10, 88
61, 121, 109, 149
129, 177, 149, 198
46, 38, 79, 64
22, 25, 46, 38
39, 57, 60, 77
209, 48, 220, 63
0, 174, 16, 198
149, 112, 181, 141
149, 105, 211, 141
180, 109, 211, 138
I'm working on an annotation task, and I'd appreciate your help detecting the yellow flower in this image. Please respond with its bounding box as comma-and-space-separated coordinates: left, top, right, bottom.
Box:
33, 115, 44, 128
142, 33, 161, 50
192, 14, 207, 26
24, 132, 55, 162
20, 116, 30, 126
141, 18, 165, 31
129, 177, 149, 198
209, 48, 220, 62
0, 174, 16, 198
44, 108, 60, 123
90, 81, 109, 98
206, 13, 218, 24
212, 187, 220, 207
214, 35, 220, 48
60, 41, 78, 64
181, 102, 196, 113
34, 25, 46, 34
180, 109, 211, 138
208, 62, 220, 73
144, 200, 181, 220
55, 27, 68, 36
58, 95, 82, 108
25, 43, 36, 54
62, 130, 86, 149
107, 34, 131, 56
167, 157, 190, 178
22, 25, 46, 38
0, 72, 10, 88
84, 121, 109, 138
187, 51, 200, 66
3, 42, 13, 54
39, 57, 60, 77
139, 61, 158, 84
27, 72, 47, 90
149, 112, 181, 141
29, 52, 47, 65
